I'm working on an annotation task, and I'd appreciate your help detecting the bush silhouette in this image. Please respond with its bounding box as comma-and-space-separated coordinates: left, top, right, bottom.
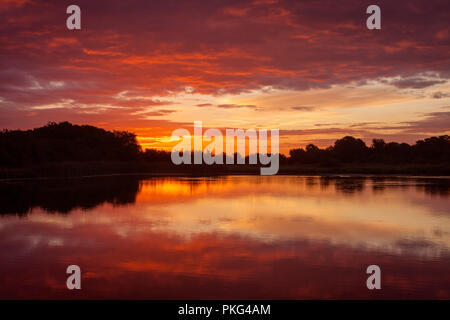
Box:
0, 122, 449, 169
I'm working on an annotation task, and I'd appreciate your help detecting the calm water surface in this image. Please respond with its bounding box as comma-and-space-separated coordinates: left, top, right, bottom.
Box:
0, 175, 449, 299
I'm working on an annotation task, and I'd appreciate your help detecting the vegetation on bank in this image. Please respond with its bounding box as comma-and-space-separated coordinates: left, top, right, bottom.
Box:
0, 122, 449, 177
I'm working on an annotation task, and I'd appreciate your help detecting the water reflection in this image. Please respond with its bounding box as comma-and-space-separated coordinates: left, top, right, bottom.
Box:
0, 176, 449, 299
0, 176, 140, 215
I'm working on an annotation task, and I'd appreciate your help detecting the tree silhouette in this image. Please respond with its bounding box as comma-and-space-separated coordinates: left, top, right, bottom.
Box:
0, 122, 449, 170
333, 136, 368, 162
0, 122, 142, 166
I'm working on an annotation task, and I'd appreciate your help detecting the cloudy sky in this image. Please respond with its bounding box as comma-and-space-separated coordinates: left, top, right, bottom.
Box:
1, 0, 449, 153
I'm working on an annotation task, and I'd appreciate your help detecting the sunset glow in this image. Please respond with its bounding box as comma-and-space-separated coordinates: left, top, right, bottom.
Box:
1, 0, 449, 154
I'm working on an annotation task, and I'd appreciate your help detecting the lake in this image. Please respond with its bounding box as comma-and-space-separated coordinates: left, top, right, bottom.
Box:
0, 175, 449, 299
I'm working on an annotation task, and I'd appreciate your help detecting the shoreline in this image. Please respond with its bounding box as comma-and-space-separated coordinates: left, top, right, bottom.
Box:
1, 161, 449, 181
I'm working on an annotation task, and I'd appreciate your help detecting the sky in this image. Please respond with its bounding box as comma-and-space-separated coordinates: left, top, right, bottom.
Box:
0, 0, 449, 153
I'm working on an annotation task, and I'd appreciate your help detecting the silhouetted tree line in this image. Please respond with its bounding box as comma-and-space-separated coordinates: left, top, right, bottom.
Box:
0, 121, 141, 167
0, 122, 449, 167
288, 135, 450, 165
